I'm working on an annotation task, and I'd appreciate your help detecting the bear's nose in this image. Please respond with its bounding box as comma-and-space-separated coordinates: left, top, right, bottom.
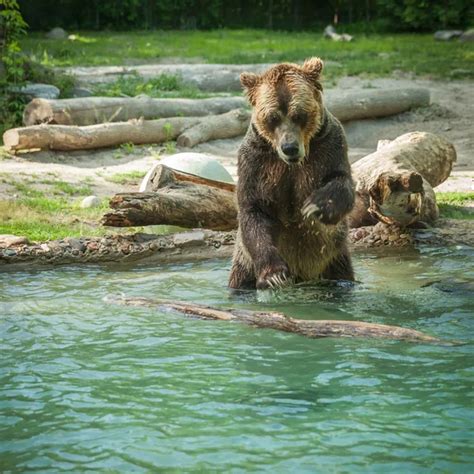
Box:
281, 142, 300, 158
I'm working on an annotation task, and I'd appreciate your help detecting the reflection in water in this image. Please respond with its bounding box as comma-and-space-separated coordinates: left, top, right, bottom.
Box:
1, 246, 473, 472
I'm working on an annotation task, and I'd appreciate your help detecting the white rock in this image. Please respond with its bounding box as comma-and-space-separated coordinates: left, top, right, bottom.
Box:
80, 195, 101, 208
0, 234, 29, 247
46, 27, 68, 39
72, 87, 93, 98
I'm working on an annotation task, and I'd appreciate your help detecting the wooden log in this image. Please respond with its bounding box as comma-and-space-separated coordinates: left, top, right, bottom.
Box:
349, 132, 456, 227
114, 296, 440, 343
324, 25, 354, 42
22, 88, 430, 126
177, 108, 250, 147
324, 88, 430, 122
23, 96, 248, 126
102, 132, 454, 230
57, 63, 277, 90
3, 109, 249, 152
102, 165, 237, 230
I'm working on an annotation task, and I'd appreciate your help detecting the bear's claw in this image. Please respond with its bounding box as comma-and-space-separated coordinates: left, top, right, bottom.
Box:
302, 202, 323, 221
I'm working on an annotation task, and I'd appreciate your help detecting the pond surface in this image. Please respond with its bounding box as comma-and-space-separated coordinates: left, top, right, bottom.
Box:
1, 245, 473, 472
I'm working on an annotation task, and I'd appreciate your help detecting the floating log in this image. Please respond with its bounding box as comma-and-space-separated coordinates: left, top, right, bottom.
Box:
23, 96, 248, 126
22, 88, 429, 126
102, 165, 237, 230
4, 109, 250, 152
349, 132, 456, 227
114, 296, 440, 343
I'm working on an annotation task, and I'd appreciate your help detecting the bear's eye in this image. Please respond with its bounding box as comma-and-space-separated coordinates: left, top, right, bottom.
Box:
266, 113, 281, 129
292, 111, 308, 126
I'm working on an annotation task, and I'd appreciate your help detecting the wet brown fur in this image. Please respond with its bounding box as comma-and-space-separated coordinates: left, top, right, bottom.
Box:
229, 58, 355, 290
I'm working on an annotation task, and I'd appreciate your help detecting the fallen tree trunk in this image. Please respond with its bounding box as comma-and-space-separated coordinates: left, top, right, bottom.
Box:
324, 25, 354, 42
113, 296, 440, 343
324, 88, 430, 122
57, 63, 276, 91
348, 132, 456, 227
4, 109, 250, 152
102, 165, 237, 230
22, 88, 429, 126
23, 96, 248, 126
177, 108, 249, 147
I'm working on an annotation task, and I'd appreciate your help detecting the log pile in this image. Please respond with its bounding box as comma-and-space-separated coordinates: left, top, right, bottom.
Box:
22, 88, 430, 127
102, 132, 456, 231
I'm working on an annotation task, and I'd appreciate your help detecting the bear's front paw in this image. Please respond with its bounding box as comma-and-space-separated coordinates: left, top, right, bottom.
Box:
302, 194, 340, 225
257, 262, 292, 290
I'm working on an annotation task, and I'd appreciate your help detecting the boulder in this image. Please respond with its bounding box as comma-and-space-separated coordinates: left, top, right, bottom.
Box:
460, 29, 474, 42
46, 27, 68, 39
0, 234, 29, 247
11, 83, 60, 100
71, 87, 93, 98
434, 30, 463, 41
80, 195, 101, 208
140, 153, 234, 192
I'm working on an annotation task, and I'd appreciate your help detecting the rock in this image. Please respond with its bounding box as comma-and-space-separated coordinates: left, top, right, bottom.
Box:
434, 30, 463, 41
10, 83, 60, 100
160, 153, 234, 183
72, 87, 93, 98
80, 195, 101, 208
460, 29, 474, 42
46, 27, 68, 39
173, 230, 206, 248
0, 234, 29, 248
140, 153, 234, 192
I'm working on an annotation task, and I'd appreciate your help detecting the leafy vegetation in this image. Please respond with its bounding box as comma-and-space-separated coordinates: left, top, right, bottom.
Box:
436, 192, 474, 220
17, 0, 473, 31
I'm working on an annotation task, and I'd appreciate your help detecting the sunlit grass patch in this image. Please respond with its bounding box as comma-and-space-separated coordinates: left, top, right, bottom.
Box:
436, 192, 474, 220
105, 170, 147, 185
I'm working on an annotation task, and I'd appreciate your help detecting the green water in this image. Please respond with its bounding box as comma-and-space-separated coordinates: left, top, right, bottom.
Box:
1, 246, 473, 473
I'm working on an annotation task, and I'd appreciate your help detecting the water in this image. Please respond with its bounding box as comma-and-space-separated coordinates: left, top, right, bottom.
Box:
1, 246, 473, 473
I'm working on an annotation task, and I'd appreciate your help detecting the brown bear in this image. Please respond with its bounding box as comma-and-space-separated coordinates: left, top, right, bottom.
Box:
228, 57, 355, 290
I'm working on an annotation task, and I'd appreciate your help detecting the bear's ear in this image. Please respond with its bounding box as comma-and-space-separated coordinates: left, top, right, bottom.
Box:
240, 72, 260, 105
301, 57, 324, 84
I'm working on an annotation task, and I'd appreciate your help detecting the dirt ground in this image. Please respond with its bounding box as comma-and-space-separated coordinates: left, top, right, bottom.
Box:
1, 77, 472, 198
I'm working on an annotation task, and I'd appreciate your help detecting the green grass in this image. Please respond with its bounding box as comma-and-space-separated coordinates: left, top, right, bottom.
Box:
105, 170, 147, 185
93, 74, 208, 99
21, 29, 474, 80
0, 197, 111, 241
436, 192, 474, 220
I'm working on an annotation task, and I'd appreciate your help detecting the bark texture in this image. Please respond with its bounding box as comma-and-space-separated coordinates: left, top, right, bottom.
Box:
115, 297, 440, 343
349, 132, 456, 227
22, 88, 430, 126
23, 96, 248, 126
4, 109, 250, 152
102, 165, 237, 230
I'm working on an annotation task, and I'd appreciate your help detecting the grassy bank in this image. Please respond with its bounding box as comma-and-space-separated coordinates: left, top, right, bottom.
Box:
21, 30, 473, 80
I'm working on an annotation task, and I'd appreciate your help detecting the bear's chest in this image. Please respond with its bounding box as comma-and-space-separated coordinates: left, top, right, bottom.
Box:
260, 163, 318, 224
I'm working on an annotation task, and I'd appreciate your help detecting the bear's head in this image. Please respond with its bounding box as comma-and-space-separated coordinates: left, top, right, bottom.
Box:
241, 57, 324, 165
